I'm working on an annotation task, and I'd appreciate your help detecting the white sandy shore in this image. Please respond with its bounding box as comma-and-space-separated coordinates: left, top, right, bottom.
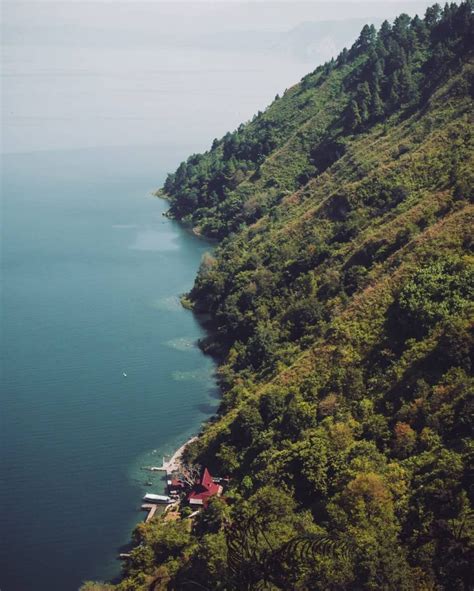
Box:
162, 436, 198, 473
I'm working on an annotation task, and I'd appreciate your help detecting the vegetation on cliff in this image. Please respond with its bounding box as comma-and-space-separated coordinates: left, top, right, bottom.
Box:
86, 3, 473, 589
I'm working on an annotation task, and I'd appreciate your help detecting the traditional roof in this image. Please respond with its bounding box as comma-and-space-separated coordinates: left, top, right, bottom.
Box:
201, 468, 218, 492
187, 468, 221, 504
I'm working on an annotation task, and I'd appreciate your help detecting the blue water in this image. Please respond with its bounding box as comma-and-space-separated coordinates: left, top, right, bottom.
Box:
0, 147, 218, 591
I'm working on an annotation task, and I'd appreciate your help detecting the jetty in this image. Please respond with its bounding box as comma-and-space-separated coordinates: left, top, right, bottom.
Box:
145, 436, 198, 475
138, 436, 198, 525
141, 503, 158, 522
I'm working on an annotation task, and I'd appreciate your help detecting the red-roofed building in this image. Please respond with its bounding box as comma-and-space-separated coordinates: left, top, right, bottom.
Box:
187, 468, 222, 506
167, 478, 185, 493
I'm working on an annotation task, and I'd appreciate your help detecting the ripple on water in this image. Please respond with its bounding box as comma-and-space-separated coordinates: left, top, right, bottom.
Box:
171, 368, 214, 383
165, 337, 196, 352
127, 436, 191, 492
150, 295, 182, 312
129, 228, 179, 251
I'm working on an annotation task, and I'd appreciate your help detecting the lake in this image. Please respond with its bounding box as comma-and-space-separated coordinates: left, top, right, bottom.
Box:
0, 146, 218, 591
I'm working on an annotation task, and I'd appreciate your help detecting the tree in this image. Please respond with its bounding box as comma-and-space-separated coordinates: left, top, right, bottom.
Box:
245, 321, 279, 371
406, 448, 473, 589
399, 65, 420, 104
379, 20, 393, 49
411, 14, 429, 45
150, 520, 192, 564
259, 386, 288, 424
392, 421, 417, 458
425, 3, 442, 27
344, 264, 369, 295
353, 24, 377, 55
232, 404, 264, 447
346, 99, 362, 131
338, 47, 349, 65
295, 429, 329, 497
388, 70, 402, 109
282, 395, 317, 440
397, 258, 474, 338
357, 82, 372, 122
179, 463, 202, 487
393, 13, 412, 45
370, 83, 385, 120
195, 497, 231, 535
329, 472, 415, 590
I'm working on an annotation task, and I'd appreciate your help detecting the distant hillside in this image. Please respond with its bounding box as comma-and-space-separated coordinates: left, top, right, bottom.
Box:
86, 3, 473, 590
273, 19, 383, 63
181, 19, 385, 64
1, 18, 378, 61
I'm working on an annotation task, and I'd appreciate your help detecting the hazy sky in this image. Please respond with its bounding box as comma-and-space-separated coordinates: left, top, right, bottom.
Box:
2, 1, 438, 154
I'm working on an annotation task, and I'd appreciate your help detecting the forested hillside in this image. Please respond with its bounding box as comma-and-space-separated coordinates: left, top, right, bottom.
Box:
85, 3, 474, 590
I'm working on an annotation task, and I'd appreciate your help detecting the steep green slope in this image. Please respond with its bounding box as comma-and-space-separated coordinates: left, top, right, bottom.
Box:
85, 3, 474, 591
162, 3, 472, 244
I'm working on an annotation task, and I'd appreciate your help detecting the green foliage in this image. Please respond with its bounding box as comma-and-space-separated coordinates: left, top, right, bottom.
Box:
162, 0, 472, 241
94, 4, 473, 590
194, 497, 230, 535
396, 258, 474, 337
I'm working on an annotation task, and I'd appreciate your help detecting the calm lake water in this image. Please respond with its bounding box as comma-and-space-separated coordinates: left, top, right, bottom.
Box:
0, 146, 218, 591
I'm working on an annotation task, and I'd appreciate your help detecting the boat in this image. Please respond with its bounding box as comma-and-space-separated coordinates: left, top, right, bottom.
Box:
143, 493, 173, 504
122, 372, 127, 377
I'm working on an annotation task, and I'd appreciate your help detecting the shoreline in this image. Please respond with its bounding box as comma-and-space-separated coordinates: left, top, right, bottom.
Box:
163, 435, 198, 474
154, 190, 219, 244
146, 435, 199, 475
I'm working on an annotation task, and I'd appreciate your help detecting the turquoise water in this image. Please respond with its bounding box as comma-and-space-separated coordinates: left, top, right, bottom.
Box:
0, 147, 218, 591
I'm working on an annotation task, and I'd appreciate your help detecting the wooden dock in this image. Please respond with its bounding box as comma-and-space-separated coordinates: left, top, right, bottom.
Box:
141, 503, 158, 522
147, 463, 168, 472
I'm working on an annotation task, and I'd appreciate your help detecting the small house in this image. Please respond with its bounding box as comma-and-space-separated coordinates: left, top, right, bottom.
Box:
187, 468, 222, 506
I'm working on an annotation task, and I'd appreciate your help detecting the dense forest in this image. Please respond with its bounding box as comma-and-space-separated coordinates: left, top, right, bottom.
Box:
84, 3, 473, 590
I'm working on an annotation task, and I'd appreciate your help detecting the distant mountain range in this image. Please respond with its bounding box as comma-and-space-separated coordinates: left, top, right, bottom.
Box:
3, 18, 382, 66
